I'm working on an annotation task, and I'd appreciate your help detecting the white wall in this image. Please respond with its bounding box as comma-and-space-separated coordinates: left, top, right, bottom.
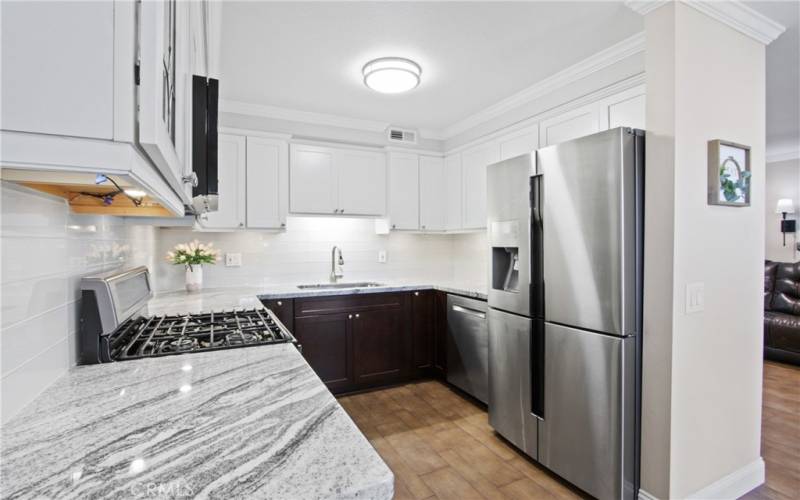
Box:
643, 3, 766, 498
153, 217, 459, 292
765, 158, 800, 262
0, 182, 157, 423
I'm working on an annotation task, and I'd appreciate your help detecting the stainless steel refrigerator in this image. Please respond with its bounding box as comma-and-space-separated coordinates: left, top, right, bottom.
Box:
487, 127, 644, 500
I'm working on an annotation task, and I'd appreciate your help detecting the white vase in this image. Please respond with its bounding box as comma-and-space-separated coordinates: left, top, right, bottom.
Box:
185, 265, 203, 292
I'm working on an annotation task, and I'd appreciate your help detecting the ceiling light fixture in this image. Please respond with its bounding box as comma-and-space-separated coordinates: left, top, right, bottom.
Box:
362, 57, 421, 94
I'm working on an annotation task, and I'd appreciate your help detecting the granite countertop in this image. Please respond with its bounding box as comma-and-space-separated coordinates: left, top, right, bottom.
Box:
148, 281, 487, 316
0, 344, 394, 499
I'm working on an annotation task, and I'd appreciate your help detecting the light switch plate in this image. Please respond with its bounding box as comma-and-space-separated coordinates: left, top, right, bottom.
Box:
378, 250, 387, 263
225, 253, 242, 267
686, 282, 705, 314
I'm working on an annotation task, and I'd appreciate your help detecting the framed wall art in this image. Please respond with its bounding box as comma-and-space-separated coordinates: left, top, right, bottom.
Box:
708, 139, 751, 207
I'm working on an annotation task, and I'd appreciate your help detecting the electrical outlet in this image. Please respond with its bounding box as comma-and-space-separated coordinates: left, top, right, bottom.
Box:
377, 250, 387, 263
686, 282, 705, 314
225, 253, 242, 267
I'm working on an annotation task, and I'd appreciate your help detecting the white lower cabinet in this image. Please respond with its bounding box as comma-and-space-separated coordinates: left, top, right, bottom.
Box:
419, 156, 445, 231
388, 152, 419, 230
290, 143, 386, 216
462, 142, 499, 230
202, 134, 246, 228
246, 136, 288, 229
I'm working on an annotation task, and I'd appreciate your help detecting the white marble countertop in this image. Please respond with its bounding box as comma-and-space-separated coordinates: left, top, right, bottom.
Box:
148, 281, 487, 316
0, 344, 394, 500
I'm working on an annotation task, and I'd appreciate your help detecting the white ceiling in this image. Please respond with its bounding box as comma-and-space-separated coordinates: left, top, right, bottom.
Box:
219, 1, 798, 153
219, 1, 643, 132
746, 1, 800, 156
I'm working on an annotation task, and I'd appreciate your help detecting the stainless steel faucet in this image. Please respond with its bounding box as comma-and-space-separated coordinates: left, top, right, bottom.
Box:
330, 246, 344, 283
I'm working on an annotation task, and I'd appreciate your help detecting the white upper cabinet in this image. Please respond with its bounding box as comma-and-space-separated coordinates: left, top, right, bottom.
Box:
419, 156, 445, 231
539, 103, 601, 147
462, 142, 499, 230
202, 134, 246, 229
0, 0, 219, 216
388, 152, 420, 230
290, 144, 337, 214
337, 149, 386, 216
247, 136, 288, 229
290, 143, 386, 216
601, 86, 646, 131
498, 126, 539, 161
444, 154, 463, 231
1, 2, 114, 139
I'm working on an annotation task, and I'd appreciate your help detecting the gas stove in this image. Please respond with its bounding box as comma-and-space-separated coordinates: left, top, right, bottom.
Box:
108, 308, 293, 361
77, 267, 295, 364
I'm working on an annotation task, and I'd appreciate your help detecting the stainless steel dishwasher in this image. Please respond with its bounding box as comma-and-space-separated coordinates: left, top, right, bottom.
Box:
446, 294, 489, 403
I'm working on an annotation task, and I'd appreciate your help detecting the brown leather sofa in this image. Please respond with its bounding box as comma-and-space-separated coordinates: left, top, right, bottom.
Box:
764, 261, 800, 365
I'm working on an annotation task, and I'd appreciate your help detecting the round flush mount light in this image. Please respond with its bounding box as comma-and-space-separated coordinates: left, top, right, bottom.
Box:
362, 57, 421, 94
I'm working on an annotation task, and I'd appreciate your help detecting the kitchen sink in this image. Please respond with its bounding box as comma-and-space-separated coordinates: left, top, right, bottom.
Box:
297, 282, 385, 290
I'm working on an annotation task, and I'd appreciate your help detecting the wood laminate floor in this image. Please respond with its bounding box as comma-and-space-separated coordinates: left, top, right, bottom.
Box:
339, 360, 800, 500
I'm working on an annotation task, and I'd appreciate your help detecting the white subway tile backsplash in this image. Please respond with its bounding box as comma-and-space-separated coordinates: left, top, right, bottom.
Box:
0, 182, 157, 423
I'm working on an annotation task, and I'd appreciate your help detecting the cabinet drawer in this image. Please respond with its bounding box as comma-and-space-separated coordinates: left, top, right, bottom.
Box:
295, 292, 404, 317
262, 298, 294, 332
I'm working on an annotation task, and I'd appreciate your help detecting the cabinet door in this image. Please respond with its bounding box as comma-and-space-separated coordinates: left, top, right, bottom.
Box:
499, 126, 539, 160
337, 149, 386, 216
388, 152, 419, 230
0, 2, 114, 139
462, 142, 499, 229
419, 156, 445, 231
202, 134, 245, 228
138, 0, 187, 191
352, 307, 407, 387
246, 137, 288, 229
444, 154, 463, 231
412, 290, 435, 373
602, 87, 646, 130
290, 144, 337, 214
294, 313, 352, 392
539, 104, 600, 147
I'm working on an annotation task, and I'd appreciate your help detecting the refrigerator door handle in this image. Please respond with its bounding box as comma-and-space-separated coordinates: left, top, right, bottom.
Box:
531, 174, 543, 229
531, 319, 545, 419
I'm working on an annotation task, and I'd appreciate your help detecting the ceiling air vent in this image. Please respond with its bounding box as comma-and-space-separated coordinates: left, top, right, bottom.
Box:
387, 127, 417, 144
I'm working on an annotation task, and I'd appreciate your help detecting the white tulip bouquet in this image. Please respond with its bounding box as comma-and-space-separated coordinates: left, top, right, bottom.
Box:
165, 240, 221, 270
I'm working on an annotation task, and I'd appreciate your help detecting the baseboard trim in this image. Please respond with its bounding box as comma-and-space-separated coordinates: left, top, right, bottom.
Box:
686, 457, 765, 499
637, 458, 764, 500
638, 488, 659, 500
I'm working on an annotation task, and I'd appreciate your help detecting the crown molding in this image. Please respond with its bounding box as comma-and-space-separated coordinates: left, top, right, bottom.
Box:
626, 1, 785, 45
219, 99, 391, 134
440, 31, 645, 140
625, 1, 668, 16
767, 145, 800, 164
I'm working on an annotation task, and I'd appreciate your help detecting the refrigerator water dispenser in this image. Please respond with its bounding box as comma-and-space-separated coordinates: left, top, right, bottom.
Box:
492, 247, 520, 292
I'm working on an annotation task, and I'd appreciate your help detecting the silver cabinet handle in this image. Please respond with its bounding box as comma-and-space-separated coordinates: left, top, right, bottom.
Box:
355, 313, 360, 318
451, 304, 486, 319
239, 222, 244, 227
421, 225, 426, 229
414, 291, 419, 296
348, 314, 353, 319
392, 224, 396, 229
277, 301, 282, 306
280, 222, 286, 227
333, 208, 338, 213
340, 209, 345, 214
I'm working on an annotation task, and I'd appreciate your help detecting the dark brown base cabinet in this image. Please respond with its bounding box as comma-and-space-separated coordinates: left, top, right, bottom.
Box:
266, 290, 455, 394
